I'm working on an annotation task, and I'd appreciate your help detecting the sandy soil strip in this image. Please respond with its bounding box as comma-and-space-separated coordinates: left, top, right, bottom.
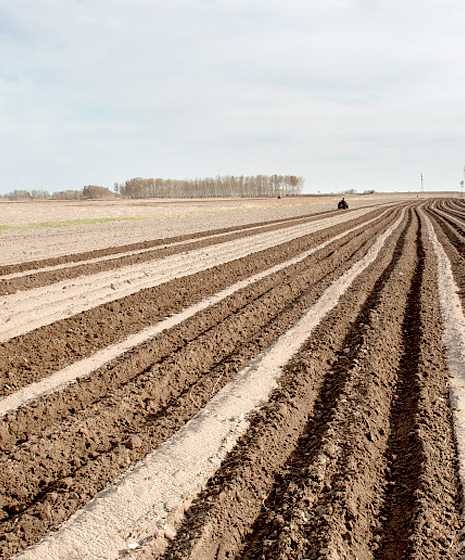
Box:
0, 210, 390, 418
0, 208, 374, 343
0, 214, 326, 281
0, 209, 392, 558
14, 211, 404, 560
430, 205, 465, 232
437, 198, 465, 215
0, 228, 243, 281
0, 200, 339, 266
427, 215, 465, 507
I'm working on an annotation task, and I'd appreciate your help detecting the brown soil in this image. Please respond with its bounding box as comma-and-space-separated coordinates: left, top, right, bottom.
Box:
0, 200, 463, 559
426, 199, 465, 301
0, 209, 343, 294
0, 208, 385, 398
161, 205, 462, 560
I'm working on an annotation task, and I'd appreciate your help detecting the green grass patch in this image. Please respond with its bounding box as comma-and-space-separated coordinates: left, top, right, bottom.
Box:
0, 215, 161, 231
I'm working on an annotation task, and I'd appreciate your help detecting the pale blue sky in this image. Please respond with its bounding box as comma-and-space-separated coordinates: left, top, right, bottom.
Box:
1, 0, 464, 194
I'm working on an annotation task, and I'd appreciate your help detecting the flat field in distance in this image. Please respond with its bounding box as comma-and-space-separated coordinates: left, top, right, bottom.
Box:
0, 192, 452, 265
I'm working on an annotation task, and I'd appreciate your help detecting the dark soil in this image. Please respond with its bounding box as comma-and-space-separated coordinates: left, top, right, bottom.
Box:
0, 201, 462, 559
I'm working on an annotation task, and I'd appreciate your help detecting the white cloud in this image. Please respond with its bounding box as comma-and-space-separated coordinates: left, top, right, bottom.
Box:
0, 0, 464, 193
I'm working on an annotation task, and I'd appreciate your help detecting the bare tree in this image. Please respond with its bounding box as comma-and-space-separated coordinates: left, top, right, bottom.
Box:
118, 175, 304, 199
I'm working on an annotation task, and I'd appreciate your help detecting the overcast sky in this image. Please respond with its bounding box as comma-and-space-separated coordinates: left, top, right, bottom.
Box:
1, 0, 464, 195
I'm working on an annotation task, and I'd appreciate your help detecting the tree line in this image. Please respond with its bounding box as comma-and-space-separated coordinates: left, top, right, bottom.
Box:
0, 186, 116, 201
0, 175, 303, 201
115, 175, 303, 199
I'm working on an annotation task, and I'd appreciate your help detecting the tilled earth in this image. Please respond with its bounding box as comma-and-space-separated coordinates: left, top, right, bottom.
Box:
0, 199, 464, 559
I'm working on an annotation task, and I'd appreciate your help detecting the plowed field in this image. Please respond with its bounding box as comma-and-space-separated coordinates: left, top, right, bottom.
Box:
1, 197, 465, 560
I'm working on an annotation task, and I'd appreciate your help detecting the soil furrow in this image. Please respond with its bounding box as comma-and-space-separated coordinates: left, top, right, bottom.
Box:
0, 209, 395, 398
0, 208, 376, 302
160, 207, 414, 560
161, 206, 461, 560
0, 209, 379, 343
434, 199, 465, 226
373, 216, 426, 559
373, 209, 462, 560
0, 210, 353, 294
0, 209, 343, 277
0, 210, 399, 557
0, 210, 397, 448
425, 203, 465, 302
428, 205, 465, 246
1, 199, 461, 560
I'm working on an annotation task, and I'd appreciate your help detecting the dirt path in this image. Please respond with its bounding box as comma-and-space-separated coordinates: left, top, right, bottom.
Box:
0, 199, 463, 559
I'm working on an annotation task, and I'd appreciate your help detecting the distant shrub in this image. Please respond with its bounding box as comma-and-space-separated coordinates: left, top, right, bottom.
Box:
51, 190, 82, 200
81, 185, 116, 200
5, 189, 32, 201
